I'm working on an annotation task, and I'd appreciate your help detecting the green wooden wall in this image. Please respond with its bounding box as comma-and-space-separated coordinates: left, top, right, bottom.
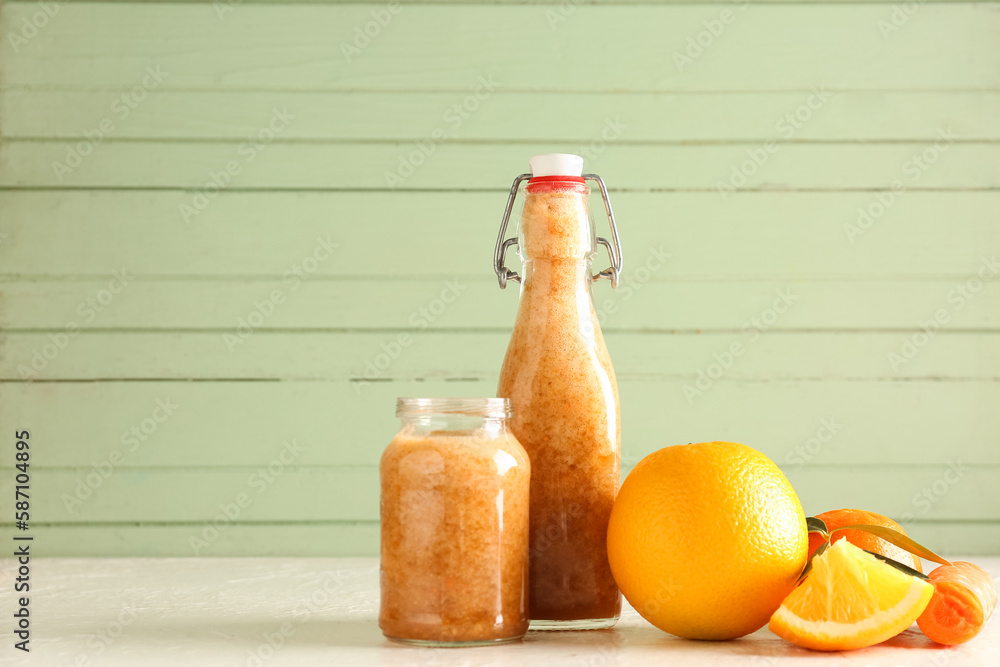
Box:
1, 0, 998, 556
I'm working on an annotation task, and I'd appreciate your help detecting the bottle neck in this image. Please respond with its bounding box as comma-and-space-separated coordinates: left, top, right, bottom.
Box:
520, 258, 594, 286
517, 185, 595, 263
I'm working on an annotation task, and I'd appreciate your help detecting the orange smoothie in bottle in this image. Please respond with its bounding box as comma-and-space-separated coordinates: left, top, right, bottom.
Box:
495, 154, 623, 629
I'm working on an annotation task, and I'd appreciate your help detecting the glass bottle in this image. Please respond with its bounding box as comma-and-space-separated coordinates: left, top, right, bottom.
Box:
494, 154, 624, 629
379, 397, 530, 646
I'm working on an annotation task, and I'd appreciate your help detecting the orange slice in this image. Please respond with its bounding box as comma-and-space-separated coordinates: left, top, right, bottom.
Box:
769, 538, 933, 651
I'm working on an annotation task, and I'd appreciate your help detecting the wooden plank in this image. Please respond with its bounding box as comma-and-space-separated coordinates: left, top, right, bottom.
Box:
2, 331, 998, 380
1, 521, 995, 558
873, 522, 1000, 558
2, 141, 995, 190
5, 90, 999, 141
787, 467, 1000, 524
2, 465, 996, 523
2, 4, 999, 90
4, 278, 1000, 331
1, 192, 996, 279
2, 1, 982, 6
1, 379, 997, 468
0, 522, 381, 557
10, 467, 377, 523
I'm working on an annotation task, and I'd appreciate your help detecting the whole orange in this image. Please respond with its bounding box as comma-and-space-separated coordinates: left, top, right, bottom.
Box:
607, 441, 807, 640
808, 508, 922, 573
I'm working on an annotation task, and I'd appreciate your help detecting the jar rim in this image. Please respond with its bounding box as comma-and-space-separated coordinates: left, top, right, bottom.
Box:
396, 397, 512, 419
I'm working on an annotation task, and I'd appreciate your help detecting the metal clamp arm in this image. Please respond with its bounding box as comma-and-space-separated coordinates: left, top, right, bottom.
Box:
584, 173, 623, 288
493, 173, 531, 289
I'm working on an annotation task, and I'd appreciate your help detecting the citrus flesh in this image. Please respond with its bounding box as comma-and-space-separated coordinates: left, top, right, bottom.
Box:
607, 441, 807, 640
769, 539, 934, 651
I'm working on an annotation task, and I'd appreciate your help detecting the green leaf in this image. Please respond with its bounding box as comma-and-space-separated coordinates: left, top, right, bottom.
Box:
832, 524, 951, 566
863, 549, 931, 580
806, 516, 829, 536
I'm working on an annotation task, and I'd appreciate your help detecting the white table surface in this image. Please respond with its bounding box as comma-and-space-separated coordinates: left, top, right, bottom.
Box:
3, 557, 998, 666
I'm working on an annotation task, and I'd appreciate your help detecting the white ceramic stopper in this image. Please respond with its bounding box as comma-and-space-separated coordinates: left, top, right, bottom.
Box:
529, 153, 584, 177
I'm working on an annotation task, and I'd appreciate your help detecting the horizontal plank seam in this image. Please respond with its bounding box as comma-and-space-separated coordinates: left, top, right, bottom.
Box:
5, 137, 1000, 146
2, 377, 999, 383
1, 519, 994, 529
3, 327, 1000, 335
3, 275, 1000, 283
2, 464, 996, 472
0, 520, 379, 528
5, 85, 1000, 95
2, 0, 992, 4
2, 187, 999, 194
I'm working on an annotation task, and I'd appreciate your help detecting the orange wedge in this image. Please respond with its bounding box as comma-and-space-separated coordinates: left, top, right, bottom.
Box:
769, 539, 933, 651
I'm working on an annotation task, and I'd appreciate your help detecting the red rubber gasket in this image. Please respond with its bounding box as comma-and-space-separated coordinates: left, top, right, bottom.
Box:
526, 175, 588, 193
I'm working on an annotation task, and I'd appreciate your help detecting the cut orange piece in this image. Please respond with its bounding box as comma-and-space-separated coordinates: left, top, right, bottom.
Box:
769, 539, 934, 651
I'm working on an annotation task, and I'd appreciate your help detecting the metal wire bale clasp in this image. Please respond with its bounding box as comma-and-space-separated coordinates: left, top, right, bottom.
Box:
493, 173, 623, 289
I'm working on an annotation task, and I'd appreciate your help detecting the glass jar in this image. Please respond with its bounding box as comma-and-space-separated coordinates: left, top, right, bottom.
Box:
379, 397, 530, 646
495, 154, 623, 629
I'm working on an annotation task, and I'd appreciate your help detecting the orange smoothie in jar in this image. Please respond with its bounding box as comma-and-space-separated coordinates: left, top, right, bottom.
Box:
379, 398, 530, 646
497, 156, 622, 629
